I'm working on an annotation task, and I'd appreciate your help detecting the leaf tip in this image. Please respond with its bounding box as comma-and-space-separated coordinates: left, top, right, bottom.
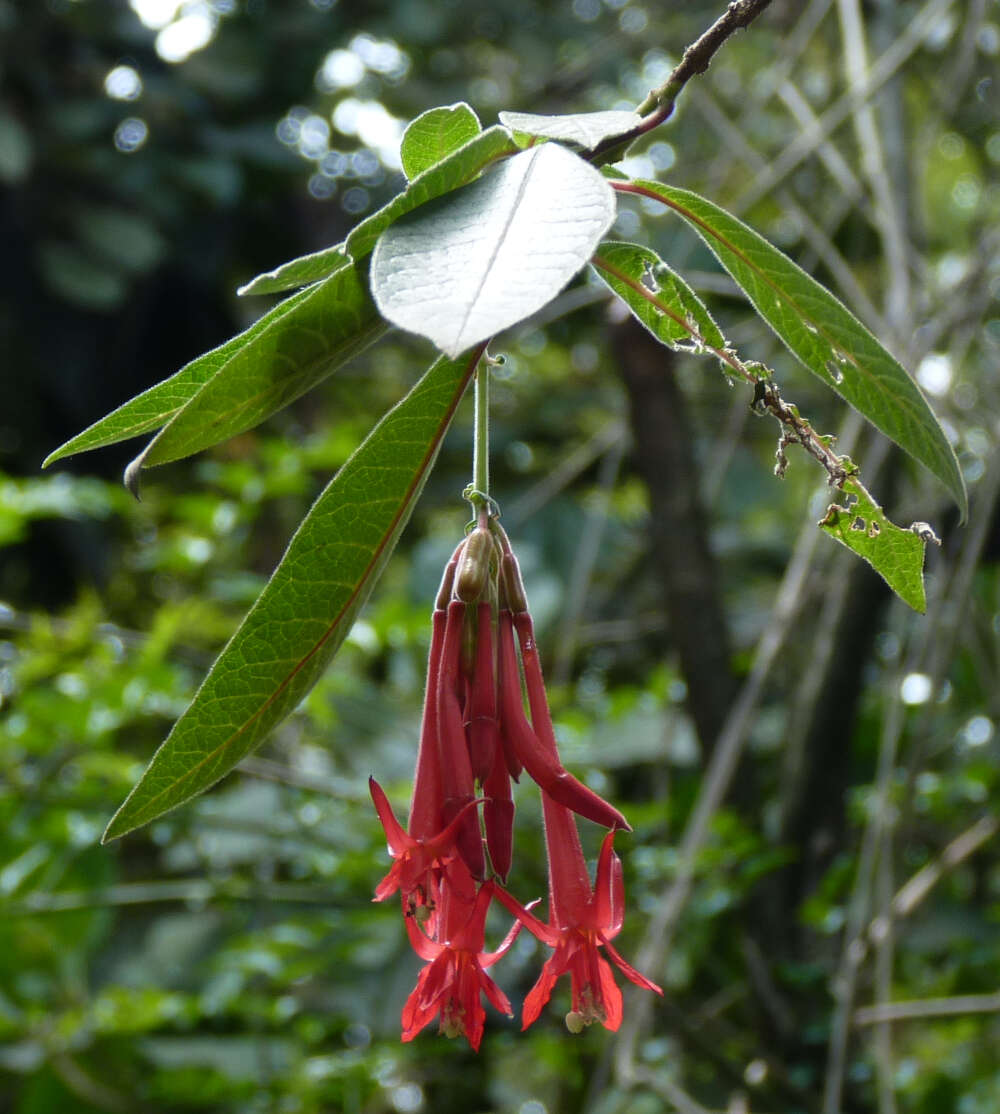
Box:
123, 455, 144, 501
101, 813, 126, 844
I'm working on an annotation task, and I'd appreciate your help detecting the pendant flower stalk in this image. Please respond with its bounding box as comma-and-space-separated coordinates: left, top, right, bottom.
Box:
369, 509, 660, 1048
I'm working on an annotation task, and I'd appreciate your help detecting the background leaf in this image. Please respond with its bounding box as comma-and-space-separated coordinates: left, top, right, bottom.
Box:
371, 143, 615, 357
498, 108, 642, 150
130, 261, 387, 473
102, 348, 482, 842
592, 240, 727, 351
818, 477, 928, 612
401, 102, 482, 180
237, 247, 350, 297
345, 125, 518, 259
42, 286, 315, 467
623, 180, 967, 519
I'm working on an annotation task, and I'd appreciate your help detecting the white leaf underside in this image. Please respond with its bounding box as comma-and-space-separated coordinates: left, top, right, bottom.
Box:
370, 143, 616, 357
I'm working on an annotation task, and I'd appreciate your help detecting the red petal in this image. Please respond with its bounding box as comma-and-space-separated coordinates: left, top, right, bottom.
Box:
404, 913, 443, 963
491, 884, 558, 946
478, 966, 513, 1019
369, 777, 411, 857
372, 862, 403, 903
522, 956, 561, 1029
401, 955, 449, 1040
595, 954, 624, 1031
602, 938, 663, 995
593, 829, 624, 936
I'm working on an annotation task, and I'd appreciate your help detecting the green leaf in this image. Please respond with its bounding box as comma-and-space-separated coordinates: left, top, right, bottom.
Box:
818, 477, 929, 612
42, 285, 315, 468
346, 125, 518, 260
102, 348, 482, 842
371, 143, 615, 357
401, 102, 482, 180
237, 246, 350, 297
128, 261, 387, 476
592, 241, 727, 352
498, 109, 642, 151
622, 180, 967, 519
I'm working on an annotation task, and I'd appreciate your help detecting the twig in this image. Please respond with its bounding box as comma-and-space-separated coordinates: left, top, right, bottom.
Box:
735, 0, 958, 213
855, 993, 1000, 1027
613, 508, 827, 1090
821, 442, 1000, 1113
594, 236, 858, 492
553, 435, 626, 686
4, 878, 336, 915
636, 0, 776, 118
505, 419, 626, 527
888, 815, 999, 921
588, 0, 776, 163
836, 0, 911, 340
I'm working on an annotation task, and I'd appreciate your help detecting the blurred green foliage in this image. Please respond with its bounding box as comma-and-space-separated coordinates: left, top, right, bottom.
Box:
3, 1, 1000, 1112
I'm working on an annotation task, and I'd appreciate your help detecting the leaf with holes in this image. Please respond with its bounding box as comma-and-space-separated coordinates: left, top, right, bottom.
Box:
818, 477, 928, 612
619, 179, 967, 519
102, 348, 482, 842
371, 143, 615, 357
499, 109, 642, 151
592, 241, 727, 352
401, 102, 482, 179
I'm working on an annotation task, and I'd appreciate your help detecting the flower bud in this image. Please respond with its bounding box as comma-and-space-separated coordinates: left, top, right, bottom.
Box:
455, 527, 494, 603
500, 552, 528, 614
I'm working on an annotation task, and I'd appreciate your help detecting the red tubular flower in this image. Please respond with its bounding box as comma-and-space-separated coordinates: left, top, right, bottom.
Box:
496, 607, 630, 832
369, 777, 480, 926
401, 880, 520, 1051
437, 599, 486, 879
406, 607, 447, 844
494, 796, 662, 1032
482, 734, 515, 881
464, 601, 502, 784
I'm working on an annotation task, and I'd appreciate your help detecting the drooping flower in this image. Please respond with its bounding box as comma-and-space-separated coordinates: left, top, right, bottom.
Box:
494, 533, 630, 833
494, 796, 662, 1032
401, 880, 520, 1051
370, 511, 653, 1048
368, 777, 479, 921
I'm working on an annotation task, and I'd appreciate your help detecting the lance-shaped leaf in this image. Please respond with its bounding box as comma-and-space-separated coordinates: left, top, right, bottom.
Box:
818, 477, 929, 613
498, 109, 642, 151
127, 261, 386, 477
347, 125, 518, 260
401, 102, 482, 180
592, 241, 727, 352
238, 120, 507, 298
616, 179, 967, 519
103, 348, 482, 842
237, 246, 350, 297
371, 143, 616, 358
42, 286, 315, 467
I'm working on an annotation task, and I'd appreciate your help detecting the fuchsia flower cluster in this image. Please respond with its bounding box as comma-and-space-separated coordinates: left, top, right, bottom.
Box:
369, 514, 661, 1050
